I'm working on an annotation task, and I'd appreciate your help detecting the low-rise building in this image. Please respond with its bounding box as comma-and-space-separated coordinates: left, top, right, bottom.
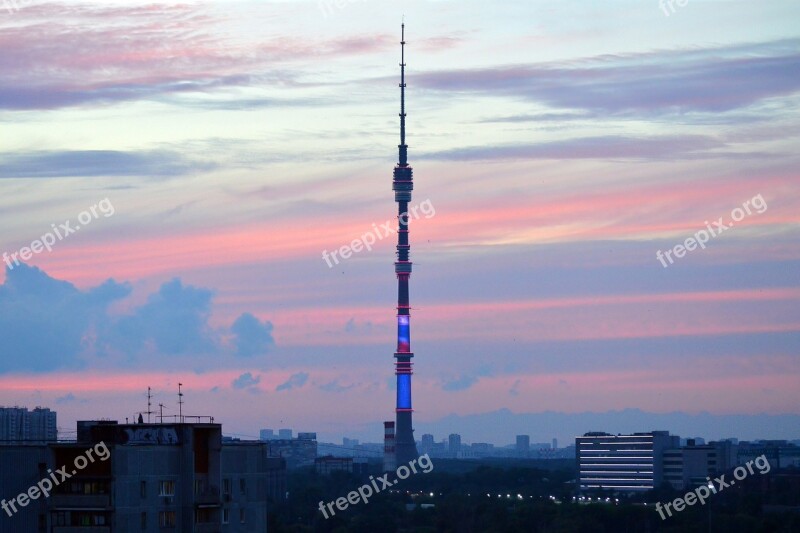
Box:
0, 420, 286, 532
266, 432, 317, 468
663, 440, 737, 490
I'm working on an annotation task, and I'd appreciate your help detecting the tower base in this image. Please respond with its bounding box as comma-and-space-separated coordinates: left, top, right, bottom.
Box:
394, 410, 419, 465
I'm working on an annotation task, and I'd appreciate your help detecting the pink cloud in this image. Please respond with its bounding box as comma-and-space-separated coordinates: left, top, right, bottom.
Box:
0, 3, 394, 109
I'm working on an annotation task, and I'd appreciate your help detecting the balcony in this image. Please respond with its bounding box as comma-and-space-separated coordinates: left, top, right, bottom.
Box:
53, 526, 111, 533
50, 494, 111, 509
195, 485, 221, 506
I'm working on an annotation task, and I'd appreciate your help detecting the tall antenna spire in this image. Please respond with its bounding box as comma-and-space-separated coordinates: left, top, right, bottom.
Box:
391, 21, 419, 466
398, 22, 408, 167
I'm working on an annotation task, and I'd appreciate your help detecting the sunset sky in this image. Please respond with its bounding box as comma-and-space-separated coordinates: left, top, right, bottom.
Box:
1, 0, 799, 445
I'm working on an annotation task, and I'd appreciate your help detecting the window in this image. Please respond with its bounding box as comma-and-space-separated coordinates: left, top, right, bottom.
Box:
195, 509, 212, 524
141, 512, 147, 530
159, 480, 175, 496
222, 509, 229, 524
239, 478, 246, 495
240, 508, 246, 523
53, 512, 68, 526
62, 481, 106, 495
222, 478, 231, 496
140, 481, 146, 498
158, 511, 176, 527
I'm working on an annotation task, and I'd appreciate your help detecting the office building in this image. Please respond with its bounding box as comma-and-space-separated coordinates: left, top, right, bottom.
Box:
469, 443, 495, 458
420, 433, 434, 454
576, 431, 679, 493
738, 440, 800, 469
516, 435, 530, 457
663, 439, 736, 490
342, 437, 359, 448
383, 421, 396, 472
316, 455, 353, 475
448, 434, 461, 456
315, 455, 370, 476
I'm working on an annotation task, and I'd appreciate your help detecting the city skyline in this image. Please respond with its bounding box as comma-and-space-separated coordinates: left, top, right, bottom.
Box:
1, 1, 799, 448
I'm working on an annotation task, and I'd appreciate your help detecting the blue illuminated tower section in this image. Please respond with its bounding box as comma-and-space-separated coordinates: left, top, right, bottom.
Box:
392, 23, 419, 465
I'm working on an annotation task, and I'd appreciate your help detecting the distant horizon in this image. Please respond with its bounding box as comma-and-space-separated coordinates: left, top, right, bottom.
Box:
37, 405, 800, 449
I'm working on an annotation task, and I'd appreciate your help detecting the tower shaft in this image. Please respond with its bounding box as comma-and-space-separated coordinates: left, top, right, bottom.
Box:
392, 23, 419, 465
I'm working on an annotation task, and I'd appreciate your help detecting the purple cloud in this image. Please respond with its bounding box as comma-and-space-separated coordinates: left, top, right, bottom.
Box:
415, 39, 800, 116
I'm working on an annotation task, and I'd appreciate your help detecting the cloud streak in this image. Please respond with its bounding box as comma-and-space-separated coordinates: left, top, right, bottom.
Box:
422, 134, 728, 161
0, 150, 215, 179
0, 3, 394, 110
416, 39, 800, 117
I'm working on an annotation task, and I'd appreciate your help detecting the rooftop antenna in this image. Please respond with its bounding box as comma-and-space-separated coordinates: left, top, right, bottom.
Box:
146, 387, 153, 423
178, 383, 184, 423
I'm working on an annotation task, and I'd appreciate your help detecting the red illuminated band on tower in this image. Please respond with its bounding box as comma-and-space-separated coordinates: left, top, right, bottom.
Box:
391, 23, 420, 463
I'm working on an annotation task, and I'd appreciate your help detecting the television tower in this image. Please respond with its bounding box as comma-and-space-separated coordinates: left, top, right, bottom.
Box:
392, 22, 419, 464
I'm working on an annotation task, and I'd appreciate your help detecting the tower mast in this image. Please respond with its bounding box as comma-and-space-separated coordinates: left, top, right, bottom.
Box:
392, 22, 419, 464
